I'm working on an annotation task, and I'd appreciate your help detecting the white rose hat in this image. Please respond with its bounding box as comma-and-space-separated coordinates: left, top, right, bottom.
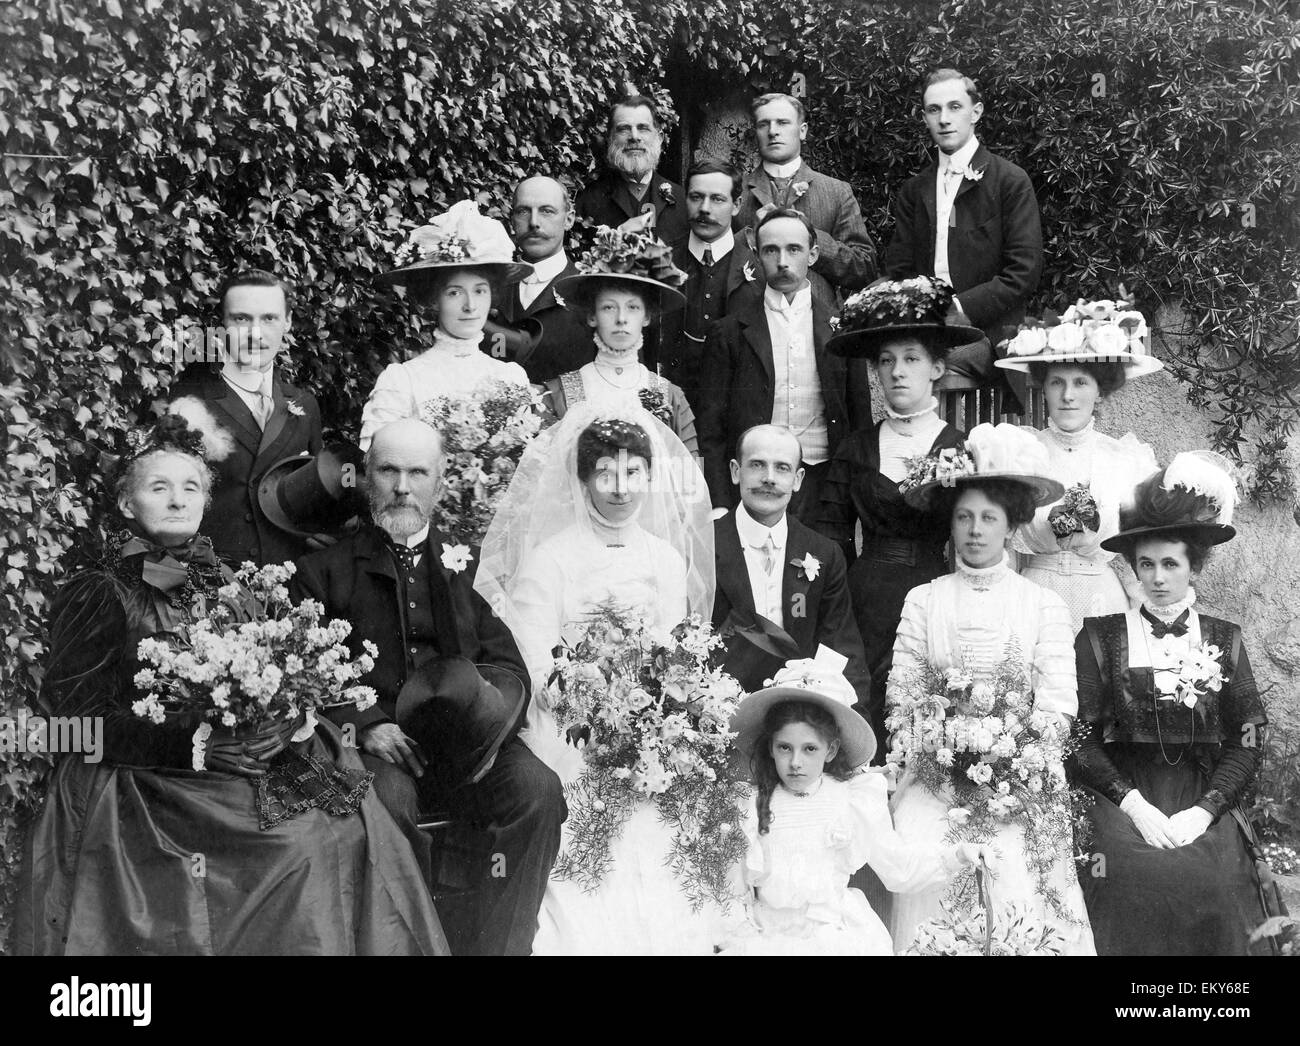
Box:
994, 299, 1163, 378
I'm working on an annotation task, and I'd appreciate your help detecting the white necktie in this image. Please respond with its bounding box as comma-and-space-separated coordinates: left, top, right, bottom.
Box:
755, 535, 776, 576
519, 275, 546, 309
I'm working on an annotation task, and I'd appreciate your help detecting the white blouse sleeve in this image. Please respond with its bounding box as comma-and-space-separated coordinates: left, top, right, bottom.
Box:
886, 583, 932, 707
359, 362, 417, 450
1029, 588, 1078, 719
1116, 432, 1159, 488
845, 771, 955, 894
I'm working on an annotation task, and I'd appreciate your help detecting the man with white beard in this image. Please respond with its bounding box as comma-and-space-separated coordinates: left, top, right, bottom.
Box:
575, 93, 688, 244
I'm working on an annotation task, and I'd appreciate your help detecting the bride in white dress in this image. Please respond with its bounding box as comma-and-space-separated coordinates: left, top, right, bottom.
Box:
475, 401, 719, 954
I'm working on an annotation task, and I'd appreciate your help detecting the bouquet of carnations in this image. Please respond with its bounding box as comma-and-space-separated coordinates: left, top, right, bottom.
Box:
545, 600, 750, 910
131, 562, 378, 730
419, 379, 550, 547
1048, 483, 1101, 547
885, 645, 1083, 908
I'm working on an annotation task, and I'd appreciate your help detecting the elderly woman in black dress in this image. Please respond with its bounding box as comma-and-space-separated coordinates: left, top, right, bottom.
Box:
1072, 451, 1271, 955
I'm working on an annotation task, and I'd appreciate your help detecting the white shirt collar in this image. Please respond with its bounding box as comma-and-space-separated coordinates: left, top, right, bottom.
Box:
221, 363, 273, 396
764, 283, 812, 314
762, 157, 804, 179
735, 502, 789, 551
522, 249, 568, 285
941, 136, 980, 173
393, 524, 429, 550
688, 227, 734, 263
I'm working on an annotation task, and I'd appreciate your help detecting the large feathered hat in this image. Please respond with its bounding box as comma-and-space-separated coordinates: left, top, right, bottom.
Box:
1100, 450, 1238, 552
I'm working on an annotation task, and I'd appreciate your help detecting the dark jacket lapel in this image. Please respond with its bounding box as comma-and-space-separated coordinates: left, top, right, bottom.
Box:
526, 258, 580, 316
744, 167, 773, 211
781, 516, 812, 645
256, 373, 291, 457
725, 236, 759, 299
951, 144, 990, 206
737, 294, 775, 389
715, 513, 756, 619
200, 372, 261, 455
422, 528, 465, 656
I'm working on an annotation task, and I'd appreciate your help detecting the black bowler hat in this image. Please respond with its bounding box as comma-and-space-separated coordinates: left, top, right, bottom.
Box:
257, 441, 366, 541
396, 657, 527, 793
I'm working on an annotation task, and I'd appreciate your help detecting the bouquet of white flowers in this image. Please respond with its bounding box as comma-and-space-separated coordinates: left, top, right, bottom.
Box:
419, 379, 550, 547
132, 562, 378, 730
545, 600, 749, 910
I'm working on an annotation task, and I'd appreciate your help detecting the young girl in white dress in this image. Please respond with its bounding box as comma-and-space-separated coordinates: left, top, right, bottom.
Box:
361, 200, 532, 448
720, 654, 981, 956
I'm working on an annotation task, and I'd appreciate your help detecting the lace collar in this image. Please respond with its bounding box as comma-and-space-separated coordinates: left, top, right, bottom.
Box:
430, 328, 485, 358
955, 554, 1012, 591
1046, 417, 1096, 452
884, 396, 939, 423
1141, 587, 1197, 621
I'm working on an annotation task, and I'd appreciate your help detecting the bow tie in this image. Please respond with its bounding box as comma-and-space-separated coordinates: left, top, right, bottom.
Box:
1141, 606, 1190, 639
386, 538, 420, 567
120, 534, 218, 592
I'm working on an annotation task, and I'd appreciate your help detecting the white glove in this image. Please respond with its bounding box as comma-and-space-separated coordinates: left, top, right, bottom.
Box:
1120, 790, 1178, 849
954, 842, 987, 868
1168, 806, 1214, 847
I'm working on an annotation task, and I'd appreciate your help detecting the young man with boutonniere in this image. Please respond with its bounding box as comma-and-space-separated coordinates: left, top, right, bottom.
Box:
711, 423, 871, 711
662, 159, 760, 415
698, 208, 872, 523
883, 68, 1044, 411
167, 268, 324, 568
735, 92, 876, 310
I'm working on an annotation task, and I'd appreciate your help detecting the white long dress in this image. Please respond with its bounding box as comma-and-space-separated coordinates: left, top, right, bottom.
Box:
1014, 420, 1158, 632
509, 519, 725, 954
886, 558, 1096, 955
358, 332, 529, 449
720, 772, 959, 956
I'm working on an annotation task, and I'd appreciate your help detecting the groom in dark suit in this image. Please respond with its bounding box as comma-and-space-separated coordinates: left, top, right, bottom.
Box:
697, 209, 871, 520
292, 418, 564, 957
168, 269, 323, 568
712, 424, 870, 710
883, 68, 1043, 409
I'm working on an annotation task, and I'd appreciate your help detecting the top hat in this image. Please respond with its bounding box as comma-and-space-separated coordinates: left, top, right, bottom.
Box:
378, 200, 534, 287
395, 657, 527, 793
827, 276, 982, 360
729, 646, 876, 771
995, 298, 1163, 378
555, 226, 687, 314
899, 422, 1065, 512
257, 441, 366, 541
1100, 451, 1237, 553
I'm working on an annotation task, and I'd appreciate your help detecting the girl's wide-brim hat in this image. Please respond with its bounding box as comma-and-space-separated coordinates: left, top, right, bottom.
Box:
900, 422, 1066, 511
377, 200, 533, 286
994, 300, 1163, 378
554, 226, 687, 314
827, 277, 982, 360
1100, 450, 1237, 553
730, 648, 876, 770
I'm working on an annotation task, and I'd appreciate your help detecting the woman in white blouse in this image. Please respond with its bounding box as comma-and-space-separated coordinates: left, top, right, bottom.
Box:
995, 301, 1163, 631
361, 200, 532, 448
886, 424, 1096, 954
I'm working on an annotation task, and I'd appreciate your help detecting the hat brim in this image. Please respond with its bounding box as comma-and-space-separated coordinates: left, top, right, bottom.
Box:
1100, 522, 1236, 554
995, 349, 1163, 378
554, 272, 687, 314
902, 472, 1066, 512
827, 322, 984, 359
376, 259, 534, 287
256, 446, 364, 541
729, 687, 876, 770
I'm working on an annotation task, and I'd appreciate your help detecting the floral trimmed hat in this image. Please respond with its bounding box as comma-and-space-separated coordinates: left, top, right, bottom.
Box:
899, 422, 1065, 511
378, 200, 533, 286
730, 647, 876, 769
995, 298, 1163, 378
827, 276, 982, 359
554, 226, 687, 314
1100, 450, 1237, 553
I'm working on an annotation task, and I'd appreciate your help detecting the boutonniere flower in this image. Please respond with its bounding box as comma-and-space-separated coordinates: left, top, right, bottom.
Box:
658, 182, 674, 205
791, 180, 810, 199
791, 553, 821, 581
552, 291, 566, 308
285, 399, 305, 417
440, 543, 473, 574
962, 166, 985, 183
743, 261, 756, 282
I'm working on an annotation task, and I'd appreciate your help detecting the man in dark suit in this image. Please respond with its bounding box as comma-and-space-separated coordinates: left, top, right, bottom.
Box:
697, 208, 871, 522
168, 269, 323, 568
292, 418, 564, 957
501, 175, 591, 383
712, 424, 869, 709
883, 68, 1043, 409
735, 93, 875, 309
662, 159, 760, 414
574, 93, 688, 245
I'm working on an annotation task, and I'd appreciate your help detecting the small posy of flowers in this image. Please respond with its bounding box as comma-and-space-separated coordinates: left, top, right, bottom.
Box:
1262, 842, 1299, 875
419, 379, 550, 547
638, 385, 673, 429
898, 444, 978, 495
285, 399, 305, 417
132, 562, 378, 730
791, 553, 820, 581
440, 543, 473, 574
831, 275, 954, 332
658, 182, 675, 205
906, 902, 1064, 956
1156, 641, 1225, 710
1001, 295, 1150, 360
393, 228, 472, 268
545, 600, 749, 910
1048, 483, 1100, 546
